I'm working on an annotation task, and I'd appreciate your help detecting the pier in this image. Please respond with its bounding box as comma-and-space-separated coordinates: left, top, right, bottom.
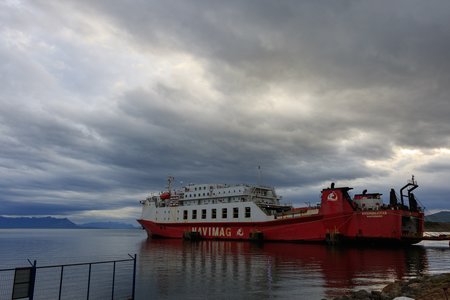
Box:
422, 234, 450, 241
422, 232, 450, 247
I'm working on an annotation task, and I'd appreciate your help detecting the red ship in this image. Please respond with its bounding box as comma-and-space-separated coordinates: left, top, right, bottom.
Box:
137, 175, 424, 244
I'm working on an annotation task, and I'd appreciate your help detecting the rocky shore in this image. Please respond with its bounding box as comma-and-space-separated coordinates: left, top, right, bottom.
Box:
332, 273, 450, 300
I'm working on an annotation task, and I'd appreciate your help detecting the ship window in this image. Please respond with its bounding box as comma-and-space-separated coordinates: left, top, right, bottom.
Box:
192, 210, 197, 219
233, 207, 238, 218
202, 209, 207, 219
245, 207, 251, 218
212, 209, 217, 219
183, 210, 188, 220
222, 208, 227, 219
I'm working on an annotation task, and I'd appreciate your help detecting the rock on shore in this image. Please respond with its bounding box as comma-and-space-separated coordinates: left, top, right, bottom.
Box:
332, 273, 450, 300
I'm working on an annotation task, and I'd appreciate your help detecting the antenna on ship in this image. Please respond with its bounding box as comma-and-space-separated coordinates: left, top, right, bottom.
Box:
257, 165, 262, 186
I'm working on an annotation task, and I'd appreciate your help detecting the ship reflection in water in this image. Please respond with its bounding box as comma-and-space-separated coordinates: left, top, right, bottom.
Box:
137, 239, 433, 299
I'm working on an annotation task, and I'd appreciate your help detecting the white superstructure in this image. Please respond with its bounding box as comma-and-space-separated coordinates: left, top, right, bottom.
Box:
140, 177, 291, 224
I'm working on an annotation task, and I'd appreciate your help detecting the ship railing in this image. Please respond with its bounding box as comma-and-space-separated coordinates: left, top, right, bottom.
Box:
354, 204, 423, 212
275, 208, 320, 219
168, 200, 179, 207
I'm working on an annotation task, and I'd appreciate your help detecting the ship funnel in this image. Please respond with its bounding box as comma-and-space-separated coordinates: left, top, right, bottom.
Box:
320, 186, 354, 215
389, 188, 398, 207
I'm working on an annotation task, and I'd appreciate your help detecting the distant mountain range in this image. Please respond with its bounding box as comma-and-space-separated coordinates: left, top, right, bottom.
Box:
78, 222, 137, 229
0, 216, 138, 229
425, 211, 450, 223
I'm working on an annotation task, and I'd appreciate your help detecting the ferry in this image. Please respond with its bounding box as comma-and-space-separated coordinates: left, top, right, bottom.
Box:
137, 176, 424, 244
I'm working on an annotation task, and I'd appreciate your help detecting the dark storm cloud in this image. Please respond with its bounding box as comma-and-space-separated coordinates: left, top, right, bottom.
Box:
78, 0, 450, 148
1, 0, 450, 222
104, 86, 376, 186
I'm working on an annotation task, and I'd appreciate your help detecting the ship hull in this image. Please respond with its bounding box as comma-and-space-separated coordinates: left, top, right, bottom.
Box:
138, 177, 424, 245
138, 209, 423, 245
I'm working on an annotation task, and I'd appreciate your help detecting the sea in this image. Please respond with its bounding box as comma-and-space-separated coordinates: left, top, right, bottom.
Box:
0, 229, 449, 300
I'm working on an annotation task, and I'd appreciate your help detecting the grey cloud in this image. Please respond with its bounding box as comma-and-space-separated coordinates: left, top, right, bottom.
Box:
1, 0, 450, 222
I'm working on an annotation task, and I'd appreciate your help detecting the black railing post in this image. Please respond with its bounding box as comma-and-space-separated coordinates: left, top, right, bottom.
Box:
87, 263, 92, 300
29, 260, 37, 300
132, 254, 136, 300
58, 265, 64, 300
111, 261, 116, 300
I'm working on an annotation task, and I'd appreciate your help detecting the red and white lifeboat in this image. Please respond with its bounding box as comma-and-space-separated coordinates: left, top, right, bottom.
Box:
160, 192, 171, 200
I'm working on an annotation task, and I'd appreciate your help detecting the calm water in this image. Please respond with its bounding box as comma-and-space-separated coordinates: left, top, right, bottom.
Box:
0, 229, 449, 299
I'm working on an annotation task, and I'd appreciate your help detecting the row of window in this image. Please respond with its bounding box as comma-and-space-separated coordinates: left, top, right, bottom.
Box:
193, 186, 209, 191
191, 186, 243, 193
183, 207, 251, 220
185, 190, 244, 198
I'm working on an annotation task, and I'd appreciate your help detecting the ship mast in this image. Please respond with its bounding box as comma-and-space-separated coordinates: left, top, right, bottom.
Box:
400, 175, 419, 211
167, 176, 174, 195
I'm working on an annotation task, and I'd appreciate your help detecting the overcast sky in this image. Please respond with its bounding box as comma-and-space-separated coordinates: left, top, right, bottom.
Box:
1, 0, 450, 224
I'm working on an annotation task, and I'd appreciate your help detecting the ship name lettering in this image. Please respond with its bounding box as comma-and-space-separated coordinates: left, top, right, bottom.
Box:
191, 227, 232, 237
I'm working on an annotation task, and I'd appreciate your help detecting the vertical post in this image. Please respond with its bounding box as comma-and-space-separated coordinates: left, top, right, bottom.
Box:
29, 260, 37, 300
111, 261, 116, 300
58, 265, 64, 300
132, 254, 137, 300
86, 263, 92, 300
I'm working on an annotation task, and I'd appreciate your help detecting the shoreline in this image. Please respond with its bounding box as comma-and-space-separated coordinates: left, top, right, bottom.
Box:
332, 273, 450, 300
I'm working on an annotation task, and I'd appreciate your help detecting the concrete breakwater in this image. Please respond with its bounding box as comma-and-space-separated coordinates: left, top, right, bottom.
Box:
332, 273, 450, 300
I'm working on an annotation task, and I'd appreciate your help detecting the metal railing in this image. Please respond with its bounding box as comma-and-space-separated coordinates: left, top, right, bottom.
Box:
0, 255, 136, 300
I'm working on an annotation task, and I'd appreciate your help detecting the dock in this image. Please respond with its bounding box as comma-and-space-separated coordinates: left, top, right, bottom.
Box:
422, 233, 450, 247
422, 234, 450, 241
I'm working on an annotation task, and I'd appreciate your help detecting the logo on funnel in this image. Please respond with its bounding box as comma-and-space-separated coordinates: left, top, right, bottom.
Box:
327, 191, 338, 201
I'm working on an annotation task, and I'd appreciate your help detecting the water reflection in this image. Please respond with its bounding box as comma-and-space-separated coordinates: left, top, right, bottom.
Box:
261, 243, 427, 298
136, 239, 429, 299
